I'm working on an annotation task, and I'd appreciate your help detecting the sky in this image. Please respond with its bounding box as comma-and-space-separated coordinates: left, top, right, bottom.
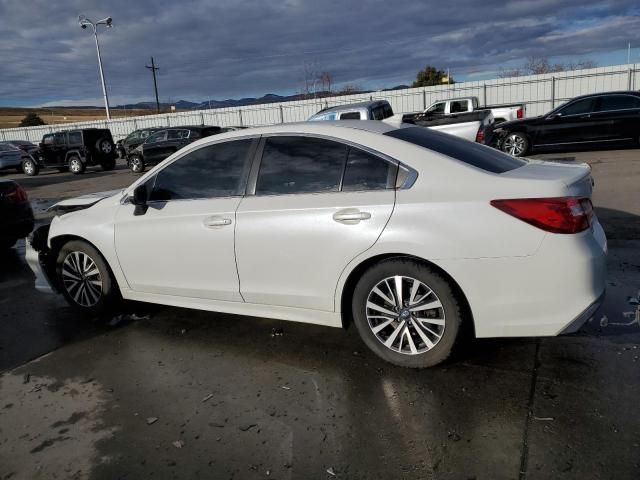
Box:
0, 0, 639, 107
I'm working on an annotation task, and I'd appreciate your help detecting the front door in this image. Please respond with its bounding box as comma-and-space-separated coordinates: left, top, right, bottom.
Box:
114, 138, 256, 301
235, 135, 397, 312
141, 130, 168, 164
537, 97, 600, 146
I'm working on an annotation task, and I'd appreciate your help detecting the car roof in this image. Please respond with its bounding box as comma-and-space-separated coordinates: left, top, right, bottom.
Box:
569, 90, 640, 102
317, 100, 390, 114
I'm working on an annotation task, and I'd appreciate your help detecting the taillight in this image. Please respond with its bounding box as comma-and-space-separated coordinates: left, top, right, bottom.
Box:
517, 107, 524, 119
491, 197, 593, 234
5, 185, 29, 203
475, 127, 485, 143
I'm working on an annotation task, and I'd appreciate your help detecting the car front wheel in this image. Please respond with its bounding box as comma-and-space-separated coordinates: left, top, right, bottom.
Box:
501, 132, 529, 157
129, 155, 145, 173
352, 258, 463, 368
56, 240, 119, 314
22, 158, 39, 176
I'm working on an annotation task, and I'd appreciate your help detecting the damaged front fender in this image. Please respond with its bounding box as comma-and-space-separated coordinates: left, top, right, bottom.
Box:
26, 224, 57, 294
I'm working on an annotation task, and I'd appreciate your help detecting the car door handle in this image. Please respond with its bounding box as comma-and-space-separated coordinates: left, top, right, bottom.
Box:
203, 216, 232, 227
333, 209, 371, 223
580, 114, 591, 119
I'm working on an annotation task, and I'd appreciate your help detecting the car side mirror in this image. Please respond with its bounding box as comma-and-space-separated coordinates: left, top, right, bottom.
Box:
132, 184, 148, 215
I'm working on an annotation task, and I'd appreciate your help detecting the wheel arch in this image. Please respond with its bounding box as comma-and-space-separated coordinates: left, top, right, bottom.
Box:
48, 234, 121, 293
64, 150, 85, 163
337, 253, 475, 335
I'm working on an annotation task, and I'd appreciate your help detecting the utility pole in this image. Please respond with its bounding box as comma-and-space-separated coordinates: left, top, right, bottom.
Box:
146, 57, 160, 113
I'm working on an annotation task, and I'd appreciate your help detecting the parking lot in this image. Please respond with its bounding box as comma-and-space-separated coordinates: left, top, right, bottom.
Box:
1, 148, 639, 479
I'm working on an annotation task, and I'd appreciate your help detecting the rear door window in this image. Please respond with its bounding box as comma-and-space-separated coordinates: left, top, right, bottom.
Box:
450, 100, 469, 113
339, 112, 362, 120
384, 127, 525, 174
255, 136, 347, 195
597, 95, 640, 112
68, 132, 82, 145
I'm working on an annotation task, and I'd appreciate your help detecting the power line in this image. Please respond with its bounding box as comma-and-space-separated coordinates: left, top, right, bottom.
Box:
145, 56, 160, 113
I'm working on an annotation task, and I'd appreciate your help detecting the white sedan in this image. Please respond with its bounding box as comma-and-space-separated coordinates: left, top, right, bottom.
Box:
26, 121, 607, 368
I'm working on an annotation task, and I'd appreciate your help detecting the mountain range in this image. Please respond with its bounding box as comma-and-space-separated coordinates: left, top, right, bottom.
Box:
113, 86, 410, 111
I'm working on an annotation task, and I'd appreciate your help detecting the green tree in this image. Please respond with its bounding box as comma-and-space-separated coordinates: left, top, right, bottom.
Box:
412, 65, 454, 87
19, 112, 46, 127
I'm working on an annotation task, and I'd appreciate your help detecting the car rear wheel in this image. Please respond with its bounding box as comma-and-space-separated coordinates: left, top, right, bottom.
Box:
22, 158, 39, 176
501, 132, 529, 157
352, 258, 463, 368
68, 156, 85, 174
56, 240, 119, 314
129, 155, 145, 174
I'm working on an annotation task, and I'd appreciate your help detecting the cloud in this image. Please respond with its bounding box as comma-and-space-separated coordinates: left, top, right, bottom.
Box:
0, 0, 639, 106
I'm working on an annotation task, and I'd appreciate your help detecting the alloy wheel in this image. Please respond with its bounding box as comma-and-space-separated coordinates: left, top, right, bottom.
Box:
503, 134, 526, 156
101, 141, 112, 153
366, 276, 446, 355
62, 251, 103, 307
70, 158, 82, 173
23, 161, 34, 175
130, 157, 142, 172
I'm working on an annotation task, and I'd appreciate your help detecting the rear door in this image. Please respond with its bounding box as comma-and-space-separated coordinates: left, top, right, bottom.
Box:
594, 94, 640, 141
142, 130, 168, 163
0, 144, 22, 168
235, 135, 397, 312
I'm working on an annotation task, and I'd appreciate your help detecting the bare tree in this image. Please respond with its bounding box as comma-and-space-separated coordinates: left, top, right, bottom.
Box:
318, 71, 333, 94
497, 56, 598, 78
337, 84, 364, 95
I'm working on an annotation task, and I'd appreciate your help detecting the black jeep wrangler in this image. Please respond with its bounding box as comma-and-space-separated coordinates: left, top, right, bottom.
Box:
22, 128, 117, 176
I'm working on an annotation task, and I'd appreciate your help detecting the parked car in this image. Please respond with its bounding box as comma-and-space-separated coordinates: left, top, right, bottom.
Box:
310, 100, 495, 144
1, 179, 34, 249
115, 128, 162, 159
417, 97, 525, 124
26, 121, 606, 368
127, 125, 223, 173
24, 129, 117, 176
1, 140, 39, 156
0, 143, 27, 173
495, 91, 640, 156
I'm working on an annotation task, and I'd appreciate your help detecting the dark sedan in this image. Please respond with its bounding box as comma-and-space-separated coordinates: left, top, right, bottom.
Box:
127, 125, 223, 173
495, 91, 640, 156
0, 180, 34, 249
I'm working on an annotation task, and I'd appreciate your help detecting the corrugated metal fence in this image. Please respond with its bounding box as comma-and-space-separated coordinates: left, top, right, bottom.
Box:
1, 63, 638, 142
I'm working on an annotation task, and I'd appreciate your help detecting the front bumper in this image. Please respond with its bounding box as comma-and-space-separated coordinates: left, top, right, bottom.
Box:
25, 225, 56, 294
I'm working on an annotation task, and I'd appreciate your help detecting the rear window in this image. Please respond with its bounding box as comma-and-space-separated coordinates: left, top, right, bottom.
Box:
384, 127, 525, 174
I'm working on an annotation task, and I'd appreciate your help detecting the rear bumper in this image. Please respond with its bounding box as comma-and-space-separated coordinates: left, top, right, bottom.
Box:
0, 206, 34, 241
439, 218, 608, 338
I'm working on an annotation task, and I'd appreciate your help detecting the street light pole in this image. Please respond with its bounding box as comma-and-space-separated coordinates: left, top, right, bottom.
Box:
79, 15, 113, 120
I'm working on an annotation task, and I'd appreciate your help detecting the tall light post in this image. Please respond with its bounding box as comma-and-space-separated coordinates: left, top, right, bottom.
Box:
78, 15, 113, 119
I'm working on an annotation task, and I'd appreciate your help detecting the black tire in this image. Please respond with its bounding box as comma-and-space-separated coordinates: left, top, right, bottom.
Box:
56, 240, 120, 315
351, 258, 464, 368
101, 158, 116, 171
21, 158, 39, 176
501, 131, 529, 157
95, 137, 115, 156
129, 155, 145, 174
68, 155, 86, 174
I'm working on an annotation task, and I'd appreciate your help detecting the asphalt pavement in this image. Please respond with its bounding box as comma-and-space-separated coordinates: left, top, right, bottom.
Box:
1, 150, 639, 479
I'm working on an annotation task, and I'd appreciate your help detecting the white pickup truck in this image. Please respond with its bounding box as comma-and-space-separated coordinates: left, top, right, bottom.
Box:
308, 100, 495, 144
420, 97, 525, 124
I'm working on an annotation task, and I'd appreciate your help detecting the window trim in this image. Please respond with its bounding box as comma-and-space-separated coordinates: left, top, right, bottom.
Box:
245, 133, 415, 197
